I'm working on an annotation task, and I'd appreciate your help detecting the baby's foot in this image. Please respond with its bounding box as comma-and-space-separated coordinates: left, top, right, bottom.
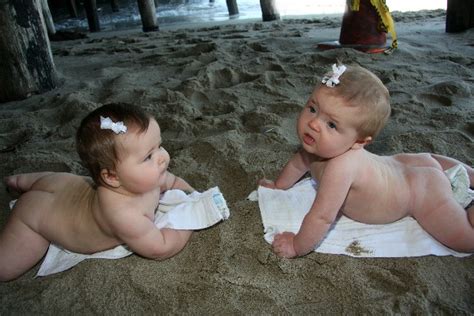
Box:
4, 175, 22, 196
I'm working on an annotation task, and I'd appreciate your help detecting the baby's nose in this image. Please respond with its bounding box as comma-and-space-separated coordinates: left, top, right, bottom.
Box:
309, 118, 321, 132
157, 149, 170, 165
158, 156, 166, 165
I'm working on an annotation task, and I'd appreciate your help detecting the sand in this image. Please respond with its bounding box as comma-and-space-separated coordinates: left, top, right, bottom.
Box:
1, 9, 473, 314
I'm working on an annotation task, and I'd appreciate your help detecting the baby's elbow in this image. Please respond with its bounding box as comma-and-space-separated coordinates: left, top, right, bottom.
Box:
148, 241, 186, 261
319, 214, 335, 227
152, 251, 174, 261
0, 270, 21, 282
145, 230, 192, 260
146, 246, 175, 261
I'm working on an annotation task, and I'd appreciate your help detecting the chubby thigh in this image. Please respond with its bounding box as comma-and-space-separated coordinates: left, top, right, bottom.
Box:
0, 190, 52, 280
409, 167, 474, 251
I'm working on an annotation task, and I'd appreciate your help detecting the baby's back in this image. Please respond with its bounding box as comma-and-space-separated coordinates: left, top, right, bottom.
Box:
31, 173, 121, 253
341, 152, 414, 224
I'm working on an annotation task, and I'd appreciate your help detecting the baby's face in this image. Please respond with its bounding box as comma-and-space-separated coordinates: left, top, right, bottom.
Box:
297, 87, 362, 158
114, 119, 170, 194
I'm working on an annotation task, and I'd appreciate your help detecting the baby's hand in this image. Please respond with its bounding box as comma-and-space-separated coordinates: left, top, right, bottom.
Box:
258, 178, 276, 189
272, 232, 297, 258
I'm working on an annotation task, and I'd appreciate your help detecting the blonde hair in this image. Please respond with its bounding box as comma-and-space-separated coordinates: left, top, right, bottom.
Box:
322, 64, 391, 139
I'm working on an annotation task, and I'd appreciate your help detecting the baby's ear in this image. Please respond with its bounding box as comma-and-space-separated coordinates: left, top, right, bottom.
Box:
100, 169, 120, 188
352, 136, 372, 150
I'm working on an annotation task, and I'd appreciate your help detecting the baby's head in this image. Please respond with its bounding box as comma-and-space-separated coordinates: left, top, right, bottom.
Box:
76, 103, 152, 185
320, 64, 391, 140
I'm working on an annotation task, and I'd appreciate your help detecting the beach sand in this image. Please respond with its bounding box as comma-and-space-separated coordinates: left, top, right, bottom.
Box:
1, 9, 473, 314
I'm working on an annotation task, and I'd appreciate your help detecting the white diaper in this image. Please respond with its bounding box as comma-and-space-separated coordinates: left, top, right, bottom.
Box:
445, 164, 474, 208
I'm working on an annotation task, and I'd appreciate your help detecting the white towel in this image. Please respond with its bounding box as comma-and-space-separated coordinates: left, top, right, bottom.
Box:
249, 165, 473, 258
16, 187, 230, 277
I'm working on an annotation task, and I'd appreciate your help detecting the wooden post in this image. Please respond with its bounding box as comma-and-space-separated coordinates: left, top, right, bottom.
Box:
111, 0, 119, 12
0, 0, 58, 103
137, 0, 159, 32
446, 0, 474, 32
40, 0, 56, 36
83, 0, 100, 32
259, 0, 280, 22
226, 0, 239, 16
68, 0, 78, 18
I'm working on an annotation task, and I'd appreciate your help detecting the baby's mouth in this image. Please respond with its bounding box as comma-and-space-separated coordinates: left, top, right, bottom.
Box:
303, 133, 315, 145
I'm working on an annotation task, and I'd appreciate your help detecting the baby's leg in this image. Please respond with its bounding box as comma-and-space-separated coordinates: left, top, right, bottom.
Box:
411, 169, 474, 252
5, 172, 54, 194
0, 191, 52, 281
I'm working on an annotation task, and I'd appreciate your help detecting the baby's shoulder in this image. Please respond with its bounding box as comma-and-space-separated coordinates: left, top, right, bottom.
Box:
330, 149, 365, 166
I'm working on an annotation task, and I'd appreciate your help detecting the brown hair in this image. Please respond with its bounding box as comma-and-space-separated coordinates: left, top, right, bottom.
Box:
76, 103, 151, 185
322, 64, 391, 139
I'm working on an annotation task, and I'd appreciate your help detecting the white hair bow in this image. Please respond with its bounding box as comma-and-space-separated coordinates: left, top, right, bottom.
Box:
100, 116, 127, 134
321, 64, 347, 87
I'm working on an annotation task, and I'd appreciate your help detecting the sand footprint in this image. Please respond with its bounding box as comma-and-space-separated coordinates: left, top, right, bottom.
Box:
433, 80, 472, 97
202, 66, 260, 89
171, 42, 217, 58
415, 93, 452, 107
241, 111, 283, 133
365, 267, 413, 298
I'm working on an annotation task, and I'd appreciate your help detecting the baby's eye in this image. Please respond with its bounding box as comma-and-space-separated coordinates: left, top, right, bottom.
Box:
309, 106, 317, 113
144, 153, 152, 161
327, 122, 337, 129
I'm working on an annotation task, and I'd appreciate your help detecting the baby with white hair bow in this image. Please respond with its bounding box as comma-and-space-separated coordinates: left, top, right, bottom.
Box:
1, 103, 198, 281
259, 63, 474, 258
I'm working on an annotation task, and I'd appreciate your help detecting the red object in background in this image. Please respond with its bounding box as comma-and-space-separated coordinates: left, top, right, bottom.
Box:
318, 0, 389, 54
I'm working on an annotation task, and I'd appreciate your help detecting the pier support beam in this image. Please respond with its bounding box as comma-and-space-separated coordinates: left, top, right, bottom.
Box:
0, 0, 58, 102
84, 0, 100, 32
137, 0, 159, 32
259, 0, 280, 22
446, 0, 474, 32
226, 0, 239, 17
41, 0, 56, 35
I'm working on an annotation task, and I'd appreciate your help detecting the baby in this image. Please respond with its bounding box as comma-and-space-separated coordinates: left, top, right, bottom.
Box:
0, 103, 194, 281
260, 64, 474, 258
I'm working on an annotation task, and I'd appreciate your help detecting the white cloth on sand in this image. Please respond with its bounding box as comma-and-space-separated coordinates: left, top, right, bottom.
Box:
30, 187, 230, 276
249, 165, 473, 258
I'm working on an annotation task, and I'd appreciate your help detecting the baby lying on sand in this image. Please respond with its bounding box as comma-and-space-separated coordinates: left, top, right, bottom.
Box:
260, 63, 474, 258
0, 103, 194, 281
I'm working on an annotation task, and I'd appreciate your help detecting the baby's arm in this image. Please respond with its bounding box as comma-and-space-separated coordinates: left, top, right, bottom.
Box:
260, 149, 310, 190
113, 211, 192, 260
162, 171, 195, 193
272, 158, 354, 258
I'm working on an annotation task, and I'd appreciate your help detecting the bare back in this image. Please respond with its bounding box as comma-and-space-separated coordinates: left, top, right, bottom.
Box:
309, 150, 434, 224
20, 173, 122, 254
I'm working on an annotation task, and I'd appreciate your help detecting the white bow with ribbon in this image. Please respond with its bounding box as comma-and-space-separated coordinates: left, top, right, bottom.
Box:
322, 64, 347, 88
100, 116, 127, 134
